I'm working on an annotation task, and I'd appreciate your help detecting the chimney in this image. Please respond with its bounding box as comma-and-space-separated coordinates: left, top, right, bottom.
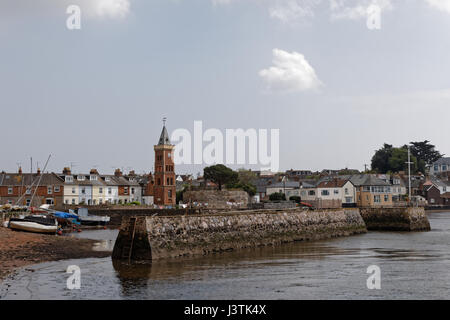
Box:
37, 168, 41, 175
18, 167, 22, 174
114, 168, 122, 177
62, 167, 71, 175
90, 168, 99, 175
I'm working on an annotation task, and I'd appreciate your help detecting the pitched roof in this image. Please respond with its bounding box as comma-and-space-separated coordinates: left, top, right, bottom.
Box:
430, 176, 450, 188
0, 173, 64, 186
317, 179, 350, 188
266, 181, 300, 189
158, 125, 171, 145
432, 157, 450, 166
349, 174, 391, 187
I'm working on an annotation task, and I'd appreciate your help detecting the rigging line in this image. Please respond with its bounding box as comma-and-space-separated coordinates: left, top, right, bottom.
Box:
30, 154, 51, 207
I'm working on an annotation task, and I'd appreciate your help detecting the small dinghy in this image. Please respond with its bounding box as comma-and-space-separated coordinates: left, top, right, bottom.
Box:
8, 215, 58, 234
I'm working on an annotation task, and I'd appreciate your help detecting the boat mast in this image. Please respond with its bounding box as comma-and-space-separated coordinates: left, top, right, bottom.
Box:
30, 154, 52, 207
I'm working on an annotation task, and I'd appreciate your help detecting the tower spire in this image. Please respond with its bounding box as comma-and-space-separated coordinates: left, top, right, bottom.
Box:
158, 117, 171, 145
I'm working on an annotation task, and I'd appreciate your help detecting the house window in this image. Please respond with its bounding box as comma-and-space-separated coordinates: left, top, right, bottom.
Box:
99, 199, 103, 204
99, 187, 103, 194
26, 188, 31, 195
77, 175, 85, 181
54, 186, 60, 193
108, 188, 112, 194
72, 198, 76, 204
131, 188, 135, 194
8, 200, 13, 204
434, 165, 439, 172
308, 190, 315, 196
384, 195, 389, 202
321, 190, 330, 196
26, 199, 31, 206
168, 189, 172, 198
334, 190, 339, 195
72, 187, 76, 194
48, 186, 52, 195
345, 188, 349, 195
374, 195, 381, 203
65, 200, 69, 204
8, 187, 13, 195
81, 188, 86, 194
105, 177, 111, 182
124, 187, 129, 195
65, 176, 73, 183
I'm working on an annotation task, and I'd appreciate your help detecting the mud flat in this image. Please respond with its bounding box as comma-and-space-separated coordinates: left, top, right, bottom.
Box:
0, 227, 110, 281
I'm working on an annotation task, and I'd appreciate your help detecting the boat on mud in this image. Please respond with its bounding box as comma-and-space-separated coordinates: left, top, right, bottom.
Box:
74, 208, 110, 226
8, 215, 58, 234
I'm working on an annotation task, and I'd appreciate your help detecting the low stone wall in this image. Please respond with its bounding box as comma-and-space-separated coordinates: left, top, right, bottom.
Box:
183, 190, 249, 209
359, 207, 430, 231
80, 208, 199, 227
112, 208, 367, 261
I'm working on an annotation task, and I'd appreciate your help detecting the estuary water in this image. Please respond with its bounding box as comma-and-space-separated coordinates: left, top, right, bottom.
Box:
2, 211, 450, 300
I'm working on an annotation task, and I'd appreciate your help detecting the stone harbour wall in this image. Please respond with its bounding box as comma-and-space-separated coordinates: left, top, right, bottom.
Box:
183, 190, 249, 209
112, 208, 367, 261
359, 207, 430, 231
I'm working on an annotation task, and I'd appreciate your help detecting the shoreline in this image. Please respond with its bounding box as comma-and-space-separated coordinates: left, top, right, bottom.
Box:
0, 227, 111, 282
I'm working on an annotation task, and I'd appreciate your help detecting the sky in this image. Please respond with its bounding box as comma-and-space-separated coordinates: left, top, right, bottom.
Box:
1, 0, 450, 175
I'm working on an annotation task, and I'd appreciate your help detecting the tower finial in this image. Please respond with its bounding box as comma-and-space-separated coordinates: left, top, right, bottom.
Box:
163, 117, 167, 126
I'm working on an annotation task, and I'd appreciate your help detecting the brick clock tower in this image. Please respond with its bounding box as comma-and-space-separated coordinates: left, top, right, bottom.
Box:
153, 120, 176, 206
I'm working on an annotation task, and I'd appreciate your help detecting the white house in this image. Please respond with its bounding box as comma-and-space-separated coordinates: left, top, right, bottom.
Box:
316, 179, 356, 206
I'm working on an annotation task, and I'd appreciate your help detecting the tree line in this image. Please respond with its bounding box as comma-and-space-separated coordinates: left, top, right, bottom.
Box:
371, 140, 443, 174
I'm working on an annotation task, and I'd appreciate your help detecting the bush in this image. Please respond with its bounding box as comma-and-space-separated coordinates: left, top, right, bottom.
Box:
289, 196, 301, 203
269, 192, 286, 201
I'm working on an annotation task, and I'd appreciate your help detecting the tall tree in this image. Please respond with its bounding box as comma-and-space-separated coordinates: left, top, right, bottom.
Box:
409, 140, 443, 167
371, 144, 394, 173
388, 147, 418, 173
203, 164, 238, 190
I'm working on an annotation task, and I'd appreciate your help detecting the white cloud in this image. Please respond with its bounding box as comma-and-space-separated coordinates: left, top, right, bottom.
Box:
0, 0, 131, 20
425, 0, 450, 13
96, 0, 130, 19
268, 0, 320, 23
259, 48, 323, 92
330, 0, 393, 20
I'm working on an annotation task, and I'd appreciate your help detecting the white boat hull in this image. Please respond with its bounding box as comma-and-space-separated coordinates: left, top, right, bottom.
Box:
9, 221, 57, 234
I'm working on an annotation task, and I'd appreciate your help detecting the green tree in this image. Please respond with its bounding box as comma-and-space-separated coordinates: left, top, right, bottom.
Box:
409, 140, 443, 168
388, 147, 418, 173
371, 144, 394, 173
203, 164, 238, 190
226, 168, 257, 196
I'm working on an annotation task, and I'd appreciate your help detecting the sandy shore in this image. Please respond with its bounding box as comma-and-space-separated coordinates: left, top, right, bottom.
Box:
0, 227, 111, 281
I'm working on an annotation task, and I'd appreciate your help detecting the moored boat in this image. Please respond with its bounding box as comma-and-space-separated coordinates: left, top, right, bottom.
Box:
75, 208, 110, 226
8, 215, 58, 234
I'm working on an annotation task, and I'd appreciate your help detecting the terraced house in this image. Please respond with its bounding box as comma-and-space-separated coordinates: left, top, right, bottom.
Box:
0, 168, 64, 206
58, 167, 143, 205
